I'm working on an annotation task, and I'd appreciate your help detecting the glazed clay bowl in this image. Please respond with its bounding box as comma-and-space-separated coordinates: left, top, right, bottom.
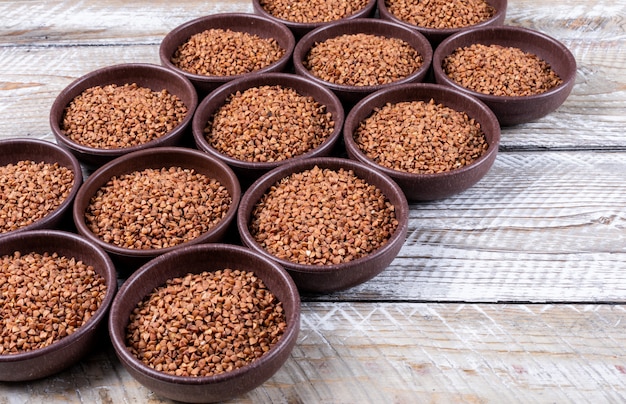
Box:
73, 147, 241, 273
252, 0, 377, 38
109, 243, 300, 403
50, 63, 198, 169
0, 230, 117, 381
159, 13, 296, 98
433, 25, 577, 126
192, 72, 344, 184
0, 138, 83, 237
293, 18, 433, 106
344, 83, 500, 201
238, 157, 409, 293
378, 0, 507, 47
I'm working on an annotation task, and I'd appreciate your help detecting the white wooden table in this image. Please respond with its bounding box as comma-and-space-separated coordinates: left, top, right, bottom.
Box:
1, 0, 625, 402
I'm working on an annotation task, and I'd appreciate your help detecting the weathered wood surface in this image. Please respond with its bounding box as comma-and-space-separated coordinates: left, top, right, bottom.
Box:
1, 0, 626, 402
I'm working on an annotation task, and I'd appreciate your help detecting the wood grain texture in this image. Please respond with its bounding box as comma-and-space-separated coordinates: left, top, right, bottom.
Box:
1, 304, 624, 403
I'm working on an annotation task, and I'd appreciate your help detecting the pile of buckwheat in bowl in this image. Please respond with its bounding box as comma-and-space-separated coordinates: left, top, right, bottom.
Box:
50, 63, 198, 169
72, 147, 241, 272
237, 157, 409, 293
0, 138, 82, 236
344, 83, 501, 201
252, 0, 377, 38
108, 243, 300, 403
293, 17, 433, 106
159, 13, 296, 97
0, 229, 117, 381
378, 0, 508, 46
433, 25, 577, 126
192, 72, 344, 182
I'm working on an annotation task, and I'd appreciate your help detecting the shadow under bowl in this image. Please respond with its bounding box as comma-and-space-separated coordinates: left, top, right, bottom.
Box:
344, 83, 500, 201
237, 157, 409, 293
432, 25, 577, 126
292, 18, 433, 107
0, 230, 117, 381
192, 72, 345, 184
108, 243, 300, 403
159, 13, 296, 98
0, 138, 83, 236
377, 0, 507, 47
72, 147, 241, 273
252, 0, 377, 39
50, 63, 198, 170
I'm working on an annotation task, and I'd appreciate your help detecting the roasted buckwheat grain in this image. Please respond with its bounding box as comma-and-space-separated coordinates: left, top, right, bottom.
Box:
355, 99, 488, 174
250, 166, 399, 265
442, 43, 563, 96
205, 85, 335, 163
304, 33, 422, 86
386, 0, 495, 29
171, 29, 285, 77
0, 160, 74, 233
62, 83, 188, 149
0, 251, 107, 354
85, 167, 232, 249
259, 0, 370, 23
125, 269, 286, 377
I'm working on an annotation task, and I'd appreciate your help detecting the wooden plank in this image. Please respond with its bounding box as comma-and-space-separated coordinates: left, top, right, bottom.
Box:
314, 151, 626, 303
0, 303, 624, 403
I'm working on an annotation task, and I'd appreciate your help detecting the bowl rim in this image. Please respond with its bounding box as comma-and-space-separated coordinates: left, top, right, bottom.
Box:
72, 146, 241, 258
0, 229, 117, 364
49, 62, 198, 158
192, 72, 345, 172
377, 0, 508, 36
343, 82, 501, 181
292, 17, 434, 93
108, 242, 300, 385
0, 137, 83, 236
237, 156, 409, 275
159, 12, 296, 84
251, 0, 377, 31
432, 25, 577, 103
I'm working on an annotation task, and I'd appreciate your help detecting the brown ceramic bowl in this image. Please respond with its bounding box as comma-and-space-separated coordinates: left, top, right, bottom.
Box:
378, 0, 507, 47
252, 0, 377, 38
238, 157, 409, 293
73, 147, 241, 272
0, 138, 83, 237
433, 25, 577, 126
344, 83, 500, 201
192, 72, 344, 184
109, 243, 300, 403
0, 229, 117, 381
159, 13, 296, 98
292, 18, 433, 106
50, 63, 198, 169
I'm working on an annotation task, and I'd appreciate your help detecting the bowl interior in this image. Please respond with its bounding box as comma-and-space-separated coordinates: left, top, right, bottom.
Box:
192, 73, 344, 180
73, 147, 241, 262
0, 138, 83, 233
50, 63, 198, 165
159, 13, 295, 88
109, 243, 300, 402
0, 230, 117, 381
292, 18, 433, 104
343, 83, 501, 200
